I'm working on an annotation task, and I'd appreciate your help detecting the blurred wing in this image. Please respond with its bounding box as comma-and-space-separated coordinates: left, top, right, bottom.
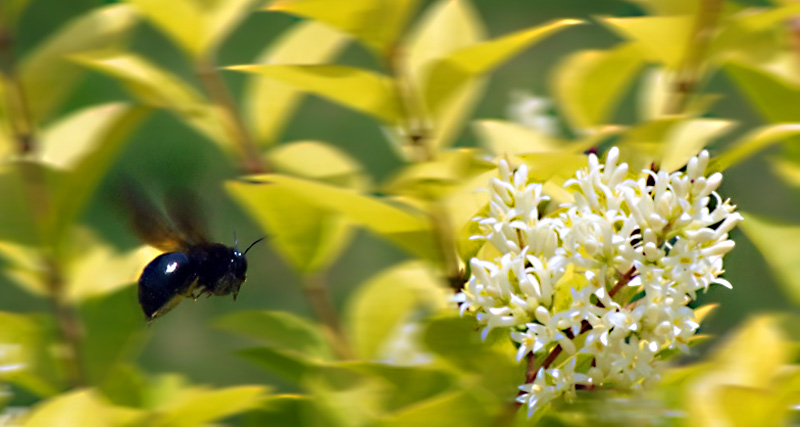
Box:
121, 180, 187, 252
164, 188, 211, 247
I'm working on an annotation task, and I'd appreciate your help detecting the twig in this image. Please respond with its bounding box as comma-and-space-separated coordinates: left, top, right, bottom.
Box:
0, 28, 86, 388
663, 0, 723, 115
302, 273, 355, 360
194, 55, 269, 174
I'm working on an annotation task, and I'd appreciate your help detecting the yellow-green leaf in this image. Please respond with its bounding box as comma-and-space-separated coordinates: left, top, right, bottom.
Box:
709, 123, 800, 172
215, 311, 333, 360
694, 304, 718, 323
425, 19, 583, 117
376, 391, 490, 427
0, 312, 61, 397
23, 389, 142, 427
553, 43, 644, 130
472, 119, 560, 156
230, 64, 400, 123
126, 0, 259, 58
660, 118, 735, 172
71, 51, 229, 146
151, 385, 269, 427
41, 103, 149, 243
267, 0, 420, 55
601, 15, 694, 69
771, 157, 800, 188
738, 213, 800, 304
401, 0, 486, 153
724, 60, 800, 123
268, 140, 368, 189
18, 4, 139, 123
517, 152, 589, 183
227, 178, 353, 273
345, 261, 448, 360
228, 174, 438, 261
243, 21, 351, 146
62, 229, 159, 302
381, 148, 494, 199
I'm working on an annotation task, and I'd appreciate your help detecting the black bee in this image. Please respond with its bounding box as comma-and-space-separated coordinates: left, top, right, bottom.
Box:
122, 182, 263, 322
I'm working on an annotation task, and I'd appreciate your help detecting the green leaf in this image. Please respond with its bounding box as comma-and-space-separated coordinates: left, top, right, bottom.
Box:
724, 60, 800, 123
227, 175, 438, 261
422, 316, 520, 400
425, 19, 582, 118
238, 347, 318, 384
345, 261, 448, 360
738, 213, 800, 304
600, 15, 694, 69
19, 4, 139, 123
214, 311, 332, 360
708, 123, 800, 172
230, 64, 401, 123
267, 0, 420, 55
150, 385, 269, 427
243, 21, 351, 146
126, 0, 259, 58
622, 0, 699, 15
376, 391, 490, 427
40, 103, 149, 243
99, 364, 147, 408
303, 365, 385, 427
344, 362, 455, 413
553, 43, 644, 130
79, 286, 147, 386
247, 394, 316, 426
70, 51, 229, 146
22, 389, 143, 427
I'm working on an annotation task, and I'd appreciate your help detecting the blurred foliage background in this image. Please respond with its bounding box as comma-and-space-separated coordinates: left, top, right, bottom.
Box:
1, 0, 799, 425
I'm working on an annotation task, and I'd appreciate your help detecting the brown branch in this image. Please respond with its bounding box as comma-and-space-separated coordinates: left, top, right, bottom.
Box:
194, 56, 269, 174
663, 0, 723, 115
1, 27, 86, 388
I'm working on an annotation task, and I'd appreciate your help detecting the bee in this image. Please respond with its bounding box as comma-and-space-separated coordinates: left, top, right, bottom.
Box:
122, 182, 263, 322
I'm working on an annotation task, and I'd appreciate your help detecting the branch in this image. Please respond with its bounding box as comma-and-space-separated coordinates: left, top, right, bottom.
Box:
195, 56, 270, 174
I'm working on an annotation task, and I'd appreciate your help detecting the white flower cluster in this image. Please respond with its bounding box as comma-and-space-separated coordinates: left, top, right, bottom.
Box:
455, 147, 741, 416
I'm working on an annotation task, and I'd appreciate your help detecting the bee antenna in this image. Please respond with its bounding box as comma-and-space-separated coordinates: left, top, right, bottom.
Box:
244, 237, 265, 255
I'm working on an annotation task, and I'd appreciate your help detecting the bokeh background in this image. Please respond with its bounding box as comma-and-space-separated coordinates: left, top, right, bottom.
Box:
2, 0, 796, 399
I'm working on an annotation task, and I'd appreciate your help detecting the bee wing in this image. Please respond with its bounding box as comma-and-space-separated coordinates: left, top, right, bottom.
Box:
164, 188, 211, 246
121, 180, 188, 252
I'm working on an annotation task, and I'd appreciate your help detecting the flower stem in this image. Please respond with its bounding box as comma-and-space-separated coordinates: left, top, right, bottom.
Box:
194, 55, 270, 174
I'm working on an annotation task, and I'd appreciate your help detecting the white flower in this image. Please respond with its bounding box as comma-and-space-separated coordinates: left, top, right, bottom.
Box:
455, 148, 740, 417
